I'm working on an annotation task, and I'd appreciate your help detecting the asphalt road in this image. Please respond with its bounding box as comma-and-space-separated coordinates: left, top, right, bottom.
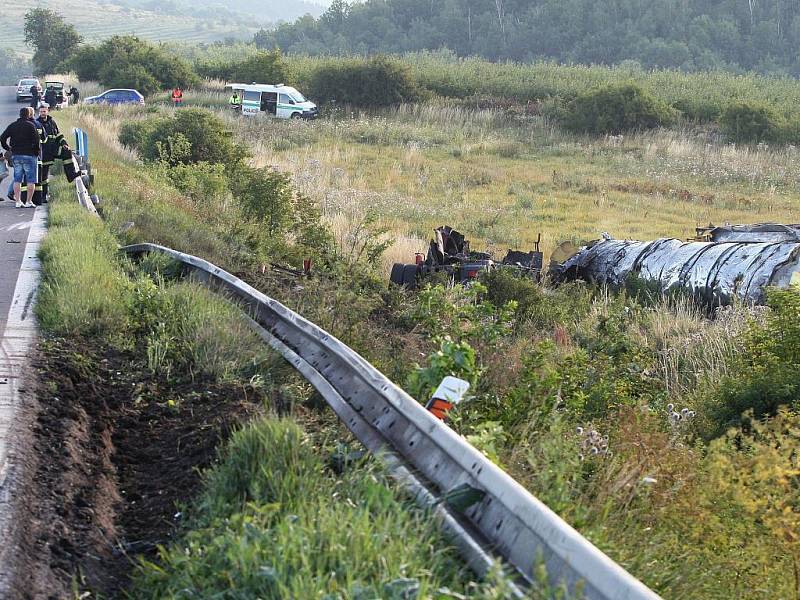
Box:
0, 85, 39, 334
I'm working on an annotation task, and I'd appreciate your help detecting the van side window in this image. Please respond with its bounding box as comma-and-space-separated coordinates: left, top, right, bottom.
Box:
243, 90, 261, 103
279, 93, 294, 105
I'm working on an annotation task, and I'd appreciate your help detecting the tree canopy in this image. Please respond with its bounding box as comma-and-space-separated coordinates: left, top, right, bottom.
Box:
71, 36, 199, 95
24, 8, 82, 75
256, 0, 800, 75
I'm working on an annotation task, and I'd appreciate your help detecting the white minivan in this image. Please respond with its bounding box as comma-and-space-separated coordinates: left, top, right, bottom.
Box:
227, 83, 318, 119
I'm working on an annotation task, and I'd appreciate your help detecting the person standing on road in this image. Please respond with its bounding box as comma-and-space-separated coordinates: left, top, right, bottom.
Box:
36, 104, 67, 204
0, 107, 40, 208
44, 86, 58, 109
29, 84, 41, 110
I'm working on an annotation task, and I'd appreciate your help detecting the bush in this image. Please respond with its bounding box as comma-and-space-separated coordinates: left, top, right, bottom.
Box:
720, 101, 781, 143
709, 288, 800, 435
671, 97, 722, 123
564, 83, 675, 134
119, 108, 244, 166
207, 50, 289, 84
308, 56, 420, 107
71, 36, 198, 95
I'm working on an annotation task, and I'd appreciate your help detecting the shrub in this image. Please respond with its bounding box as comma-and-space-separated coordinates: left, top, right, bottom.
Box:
720, 101, 781, 143
308, 56, 420, 107
71, 36, 199, 95
671, 97, 722, 122
708, 288, 800, 435
119, 108, 244, 166
564, 83, 675, 134
216, 50, 289, 84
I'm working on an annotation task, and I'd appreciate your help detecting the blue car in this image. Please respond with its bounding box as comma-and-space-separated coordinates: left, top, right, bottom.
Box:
83, 89, 145, 106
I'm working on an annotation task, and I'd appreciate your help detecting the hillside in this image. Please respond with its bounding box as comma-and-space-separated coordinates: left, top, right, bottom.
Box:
0, 0, 319, 58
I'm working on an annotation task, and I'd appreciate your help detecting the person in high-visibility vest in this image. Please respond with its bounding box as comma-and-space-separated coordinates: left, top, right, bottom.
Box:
35, 103, 68, 204
171, 87, 183, 107
229, 91, 241, 111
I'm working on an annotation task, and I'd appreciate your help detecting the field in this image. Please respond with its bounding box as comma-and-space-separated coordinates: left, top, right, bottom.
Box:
0, 0, 256, 58
168, 95, 799, 270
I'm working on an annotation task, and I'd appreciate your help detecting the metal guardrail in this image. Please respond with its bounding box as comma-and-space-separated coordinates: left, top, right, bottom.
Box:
69, 129, 659, 599
120, 243, 660, 600
74, 128, 89, 161
72, 128, 98, 216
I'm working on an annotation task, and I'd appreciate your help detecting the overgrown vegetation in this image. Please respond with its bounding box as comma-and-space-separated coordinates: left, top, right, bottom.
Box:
719, 101, 782, 143
564, 84, 675, 134
307, 55, 422, 107
36, 172, 494, 596
53, 68, 800, 597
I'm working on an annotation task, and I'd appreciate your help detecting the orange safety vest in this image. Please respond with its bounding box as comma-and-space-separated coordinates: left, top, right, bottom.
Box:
172, 89, 183, 100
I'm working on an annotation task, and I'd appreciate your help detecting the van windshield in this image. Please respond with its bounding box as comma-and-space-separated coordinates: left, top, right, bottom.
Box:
289, 91, 306, 103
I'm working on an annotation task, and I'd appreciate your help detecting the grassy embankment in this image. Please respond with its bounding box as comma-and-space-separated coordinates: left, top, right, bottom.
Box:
34, 114, 506, 597
61, 78, 800, 599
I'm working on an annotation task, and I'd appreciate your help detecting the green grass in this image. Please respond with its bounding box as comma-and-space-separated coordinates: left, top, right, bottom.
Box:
132, 418, 508, 599
36, 199, 132, 335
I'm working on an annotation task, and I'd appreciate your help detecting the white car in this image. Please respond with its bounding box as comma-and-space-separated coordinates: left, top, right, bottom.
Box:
16, 78, 40, 103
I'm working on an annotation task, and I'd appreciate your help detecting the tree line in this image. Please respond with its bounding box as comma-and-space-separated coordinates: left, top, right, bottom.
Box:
23, 8, 197, 95
257, 0, 800, 76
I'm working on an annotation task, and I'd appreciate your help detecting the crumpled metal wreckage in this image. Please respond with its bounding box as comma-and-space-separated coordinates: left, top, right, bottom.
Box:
552, 224, 800, 306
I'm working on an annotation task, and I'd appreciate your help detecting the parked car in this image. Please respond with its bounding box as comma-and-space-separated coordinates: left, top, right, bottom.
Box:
16, 78, 40, 102
225, 83, 318, 119
44, 81, 69, 109
83, 89, 145, 106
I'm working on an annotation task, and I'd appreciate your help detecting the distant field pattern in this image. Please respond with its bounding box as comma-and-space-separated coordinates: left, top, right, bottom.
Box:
0, 0, 258, 56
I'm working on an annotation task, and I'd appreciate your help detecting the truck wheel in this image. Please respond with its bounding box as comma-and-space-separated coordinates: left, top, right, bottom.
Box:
401, 264, 418, 289
390, 263, 405, 286
291, 112, 302, 119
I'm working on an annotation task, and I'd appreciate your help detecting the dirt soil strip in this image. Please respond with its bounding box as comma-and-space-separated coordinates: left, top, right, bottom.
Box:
0, 206, 47, 598
5, 339, 261, 598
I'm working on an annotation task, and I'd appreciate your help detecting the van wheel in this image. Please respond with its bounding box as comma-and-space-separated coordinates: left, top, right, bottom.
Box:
290, 112, 302, 119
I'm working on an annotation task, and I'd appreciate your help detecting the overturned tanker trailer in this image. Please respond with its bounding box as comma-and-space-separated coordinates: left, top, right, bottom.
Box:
692, 222, 800, 243
552, 233, 800, 306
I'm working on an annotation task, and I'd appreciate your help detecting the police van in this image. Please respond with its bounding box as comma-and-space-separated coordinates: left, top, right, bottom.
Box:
227, 83, 318, 119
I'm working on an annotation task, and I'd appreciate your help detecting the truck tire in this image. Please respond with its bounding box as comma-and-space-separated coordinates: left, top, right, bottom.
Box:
401, 264, 418, 289
390, 263, 405, 286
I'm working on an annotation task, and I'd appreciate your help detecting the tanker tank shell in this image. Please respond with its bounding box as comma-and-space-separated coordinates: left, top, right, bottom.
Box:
554, 238, 800, 306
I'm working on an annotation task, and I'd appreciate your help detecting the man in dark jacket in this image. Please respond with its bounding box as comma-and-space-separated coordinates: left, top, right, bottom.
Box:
44, 86, 58, 109
35, 104, 67, 204
29, 84, 41, 110
1, 107, 40, 208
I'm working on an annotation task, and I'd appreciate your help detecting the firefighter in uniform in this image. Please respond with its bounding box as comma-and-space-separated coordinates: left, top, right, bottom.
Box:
35, 103, 68, 205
